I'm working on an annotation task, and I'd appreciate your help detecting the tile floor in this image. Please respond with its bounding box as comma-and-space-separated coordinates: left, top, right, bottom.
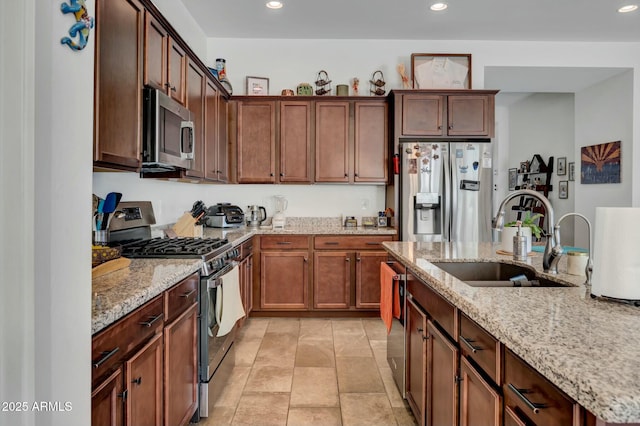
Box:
198, 317, 417, 426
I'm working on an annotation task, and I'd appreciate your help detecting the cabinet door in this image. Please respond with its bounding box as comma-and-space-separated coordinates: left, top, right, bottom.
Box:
406, 297, 427, 426
164, 303, 198, 426
124, 333, 162, 426
426, 320, 459, 426
315, 102, 350, 182
94, 0, 144, 170
354, 101, 388, 183
459, 356, 502, 426
185, 60, 205, 179
217, 95, 229, 182
143, 12, 167, 91
92, 368, 124, 426
167, 37, 186, 105
401, 95, 444, 136
355, 251, 387, 309
237, 101, 276, 183
204, 78, 219, 181
313, 251, 351, 309
261, 251, 309, 309
244, 254, 254, 314
280, 101, 312, 182
447, 95, 494, 137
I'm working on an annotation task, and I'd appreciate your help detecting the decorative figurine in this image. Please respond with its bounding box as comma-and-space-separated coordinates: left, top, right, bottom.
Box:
397, 63, 411, 89
352, 78, 359, 96
60, 0, 94, 51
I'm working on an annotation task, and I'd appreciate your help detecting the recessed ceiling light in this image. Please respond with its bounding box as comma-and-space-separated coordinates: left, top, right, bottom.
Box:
618, 4, 638, 12
430, 2, 448, 11
266, 1, 283, 9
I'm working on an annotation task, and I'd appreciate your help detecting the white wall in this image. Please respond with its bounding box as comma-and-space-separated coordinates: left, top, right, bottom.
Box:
574, 70, 634, 248
150, 0, 208, 60
507, 93, 576, 243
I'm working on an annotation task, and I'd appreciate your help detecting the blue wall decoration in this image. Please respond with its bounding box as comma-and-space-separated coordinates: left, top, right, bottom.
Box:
580, 140, 621, 184
60, 0, 94, 51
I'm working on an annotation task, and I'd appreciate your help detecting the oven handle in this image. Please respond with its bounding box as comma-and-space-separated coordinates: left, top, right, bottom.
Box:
206, 261, 238, 288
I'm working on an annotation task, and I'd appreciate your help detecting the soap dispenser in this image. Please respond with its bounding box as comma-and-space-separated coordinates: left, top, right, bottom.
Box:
513, 222, 528, 261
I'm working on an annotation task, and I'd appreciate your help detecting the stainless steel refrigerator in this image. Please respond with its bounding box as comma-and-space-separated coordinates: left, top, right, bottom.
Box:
399, 141, 494, 242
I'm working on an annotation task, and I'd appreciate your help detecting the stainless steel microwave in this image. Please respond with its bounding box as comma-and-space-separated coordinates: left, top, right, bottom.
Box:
142, 86, 194, 172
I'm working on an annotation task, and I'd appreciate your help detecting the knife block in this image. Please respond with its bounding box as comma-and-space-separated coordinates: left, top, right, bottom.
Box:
172, 212, 201, 237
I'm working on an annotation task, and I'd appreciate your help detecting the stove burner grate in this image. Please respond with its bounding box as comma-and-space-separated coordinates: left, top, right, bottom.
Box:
121, 237, 229, 258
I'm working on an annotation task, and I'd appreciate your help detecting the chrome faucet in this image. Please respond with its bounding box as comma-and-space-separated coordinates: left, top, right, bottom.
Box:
493, 189, 559, 273
552, 213, 593, 285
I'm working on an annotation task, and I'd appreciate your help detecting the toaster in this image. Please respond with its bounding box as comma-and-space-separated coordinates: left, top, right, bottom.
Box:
204, 203, 244, 228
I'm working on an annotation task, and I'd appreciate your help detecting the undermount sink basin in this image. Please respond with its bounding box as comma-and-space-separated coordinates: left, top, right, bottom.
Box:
429, 261, 573, 288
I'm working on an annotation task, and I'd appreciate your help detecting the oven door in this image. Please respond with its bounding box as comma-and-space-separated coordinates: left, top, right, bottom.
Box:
198, 264, 238, 418
386, 258, 407, 398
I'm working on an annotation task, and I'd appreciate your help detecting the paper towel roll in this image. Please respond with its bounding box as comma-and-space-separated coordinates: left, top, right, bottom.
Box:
591, 207, 640, 300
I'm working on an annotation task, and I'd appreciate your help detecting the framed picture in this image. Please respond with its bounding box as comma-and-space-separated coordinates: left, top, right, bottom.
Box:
508, 168, 517, 191
411, 53, 471, 89
559, 180, 569, 199
557, 157, 567, 176
246, 76, 269, 95
581, 141, 621, 184
568, 162, 575, 181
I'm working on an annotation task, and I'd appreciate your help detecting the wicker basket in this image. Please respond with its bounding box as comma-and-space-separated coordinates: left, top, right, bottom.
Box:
92, 245, 121, 268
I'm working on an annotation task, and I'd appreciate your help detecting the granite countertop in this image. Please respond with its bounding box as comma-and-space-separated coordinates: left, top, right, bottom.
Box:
93, 222, 396, 335
382, 241, 640, 424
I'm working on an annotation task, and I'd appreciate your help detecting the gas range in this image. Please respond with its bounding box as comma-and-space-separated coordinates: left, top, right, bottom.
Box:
120, 237, 237, 276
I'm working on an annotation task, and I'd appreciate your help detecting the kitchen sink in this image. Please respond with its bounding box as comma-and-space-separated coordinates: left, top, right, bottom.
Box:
429, 261, 573, 287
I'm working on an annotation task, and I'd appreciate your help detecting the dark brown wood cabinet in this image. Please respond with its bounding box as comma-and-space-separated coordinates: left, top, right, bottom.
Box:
401, 94, 445, 136
406, 296, 427, 426
216, 90, 229, 182
459, 356, 502, 426
313, 251, 351, 309
167, 38, 186, 105
260, 251, 309, 309
238, 239, 254, 318
185, 59, 205, 179
125, 333, 163, 426
280, 101, 312, 182
426, 320, 459, 426
94, 0, 144, 171
447, 95, 495, 136
236, 101, 277, 183
315, 101, 350, 182
355, 251, 388, 309
354, 101, 388, 183
92, 368, 124, 426
143, 11, 167, 91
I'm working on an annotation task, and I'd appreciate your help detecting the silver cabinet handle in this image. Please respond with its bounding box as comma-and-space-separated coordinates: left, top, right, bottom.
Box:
324, 242, 340, 245
180, 289, 196, 298
139, 313, 163, 328
507, 383, 547, 414
276, 241, 292, 245
460, 335, 482, 353
93, 347, 119, 369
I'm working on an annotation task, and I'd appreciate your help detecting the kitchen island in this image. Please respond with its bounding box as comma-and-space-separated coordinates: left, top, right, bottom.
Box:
383, 241, 640, 424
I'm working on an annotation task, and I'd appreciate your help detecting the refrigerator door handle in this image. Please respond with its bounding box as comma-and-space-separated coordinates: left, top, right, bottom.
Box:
443, 147, 452, 241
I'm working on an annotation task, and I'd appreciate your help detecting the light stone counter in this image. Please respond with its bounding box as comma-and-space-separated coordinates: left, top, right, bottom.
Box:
383, 241, 640, 424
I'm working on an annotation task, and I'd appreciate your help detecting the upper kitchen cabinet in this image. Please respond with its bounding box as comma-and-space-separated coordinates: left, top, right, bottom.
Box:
203, 78, 229, 182
392, 90, 498, 139
234, 100, 277, 183
184, 59, 205, 179
315, 101, 350, 183
354, 100, 388, 183
167, 40, 187, 105
94, 0, 145, 171
280, 101, 312, 183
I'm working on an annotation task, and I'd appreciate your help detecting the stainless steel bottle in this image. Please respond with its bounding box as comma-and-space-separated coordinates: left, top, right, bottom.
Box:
513, 224, 528, 261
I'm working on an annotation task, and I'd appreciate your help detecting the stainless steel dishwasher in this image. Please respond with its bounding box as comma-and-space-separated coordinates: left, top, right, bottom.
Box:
385, 257, 407, 397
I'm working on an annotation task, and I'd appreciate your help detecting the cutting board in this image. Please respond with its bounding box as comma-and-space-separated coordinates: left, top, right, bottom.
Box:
92, 257, 131, 279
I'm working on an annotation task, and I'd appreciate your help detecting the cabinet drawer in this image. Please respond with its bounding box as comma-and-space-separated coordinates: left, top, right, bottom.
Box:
407, 278, 457, 339
504, 348, 575, 426
92, 295, 164, 386
460, 313, 501, 384
164, 272, 199, 323
314, 235, 391, 250
240, 239, 254, 259
260, 235, 309, 250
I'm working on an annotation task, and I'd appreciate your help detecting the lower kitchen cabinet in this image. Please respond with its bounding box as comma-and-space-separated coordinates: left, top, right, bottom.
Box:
260, 251, 309, 310
125, 333, 163, 426
427, 320, 459, 426
355, 251, 388, 309
313, 251, 351, 309
238, 239, 254, 317
459, 356, 502, 426
163, 302, 198, 426
91, 368, 124, 426
406, 296, 427, 426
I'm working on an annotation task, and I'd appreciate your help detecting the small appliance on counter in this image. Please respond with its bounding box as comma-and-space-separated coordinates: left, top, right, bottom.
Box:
246, 205, 267, 227
204, 203, 244, 228
272, 195, 288, 229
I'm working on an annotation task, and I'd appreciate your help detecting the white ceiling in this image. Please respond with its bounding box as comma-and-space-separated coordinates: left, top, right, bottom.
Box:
181, 0, 640, 41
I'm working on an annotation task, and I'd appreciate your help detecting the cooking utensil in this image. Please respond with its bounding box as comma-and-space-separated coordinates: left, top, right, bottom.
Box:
101, 192, 122, 230
96, 199, 105, 230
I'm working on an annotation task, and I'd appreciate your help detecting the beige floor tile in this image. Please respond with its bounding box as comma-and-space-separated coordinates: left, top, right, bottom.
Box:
334, 334, 373, 358
214, 366, 252, 408
295, 339, 335, 367
340, 393, 397, 426
378, 366, 405, 408
363, 319, 388, 340
198, 406, 236, 425
254, 332, 298, 367
393, 406, 418, 426
231, 393, 290, 426
335, 357, 385, 393
266, 318, 301, 335
299, 318, 334, 341
287, 407, 342, 426
331, 319, 366, 336
244, 365, 294, 393
290, 367, 339, 407
234, 338, 262, 366
237, 318, 270, 340
369, 339, 387, 369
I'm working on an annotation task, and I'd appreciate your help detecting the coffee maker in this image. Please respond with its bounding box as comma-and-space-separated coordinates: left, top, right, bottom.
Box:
246, 205, 267, 227
272, 196, 288, 229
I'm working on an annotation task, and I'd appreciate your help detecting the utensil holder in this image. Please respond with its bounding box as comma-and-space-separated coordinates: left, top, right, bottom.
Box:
94, 230, 110, 245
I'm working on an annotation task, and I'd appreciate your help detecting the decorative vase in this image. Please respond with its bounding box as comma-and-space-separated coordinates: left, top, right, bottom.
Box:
500, 227, 532, 253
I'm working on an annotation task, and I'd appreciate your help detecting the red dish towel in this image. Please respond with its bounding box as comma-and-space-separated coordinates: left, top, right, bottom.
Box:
380, 263, 396, 334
